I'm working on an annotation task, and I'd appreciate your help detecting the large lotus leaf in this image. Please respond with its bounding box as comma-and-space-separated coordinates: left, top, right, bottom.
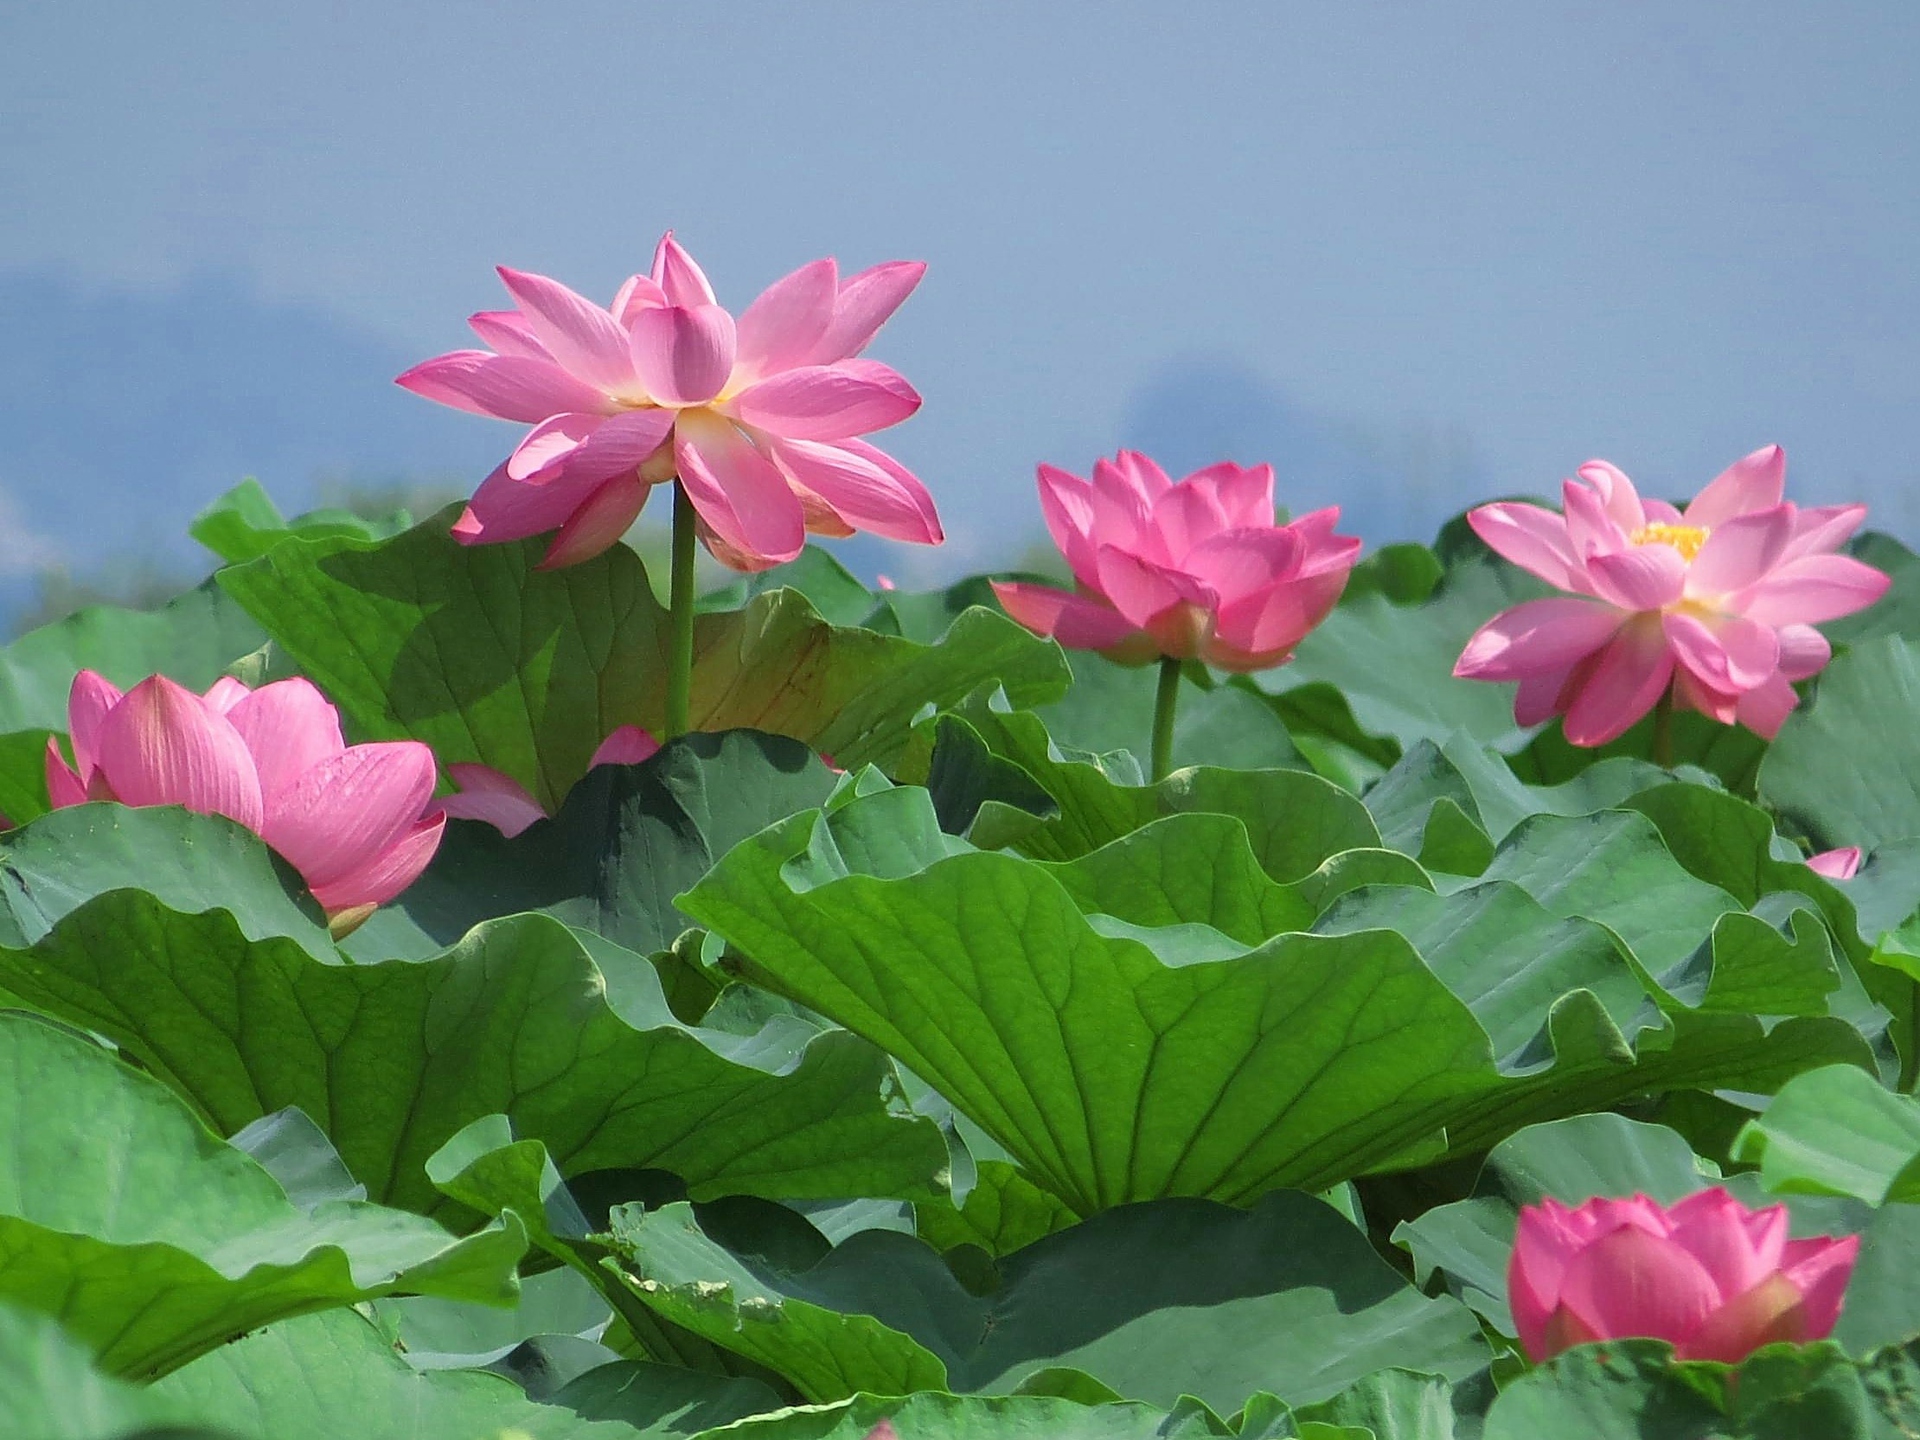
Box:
0, 1303, 181, 1440
191, 478, 418, 564
1480, 1338, 1920, 1440
0, 1011, 527, 1379
374, 1264, 612, 1371
351, 730, 839, 961
550, 1358, 788, 1435
913, 1160, 1082, 1258
0, 802, 333, 960
678, 1390, 1204, 1440
697, 545, 879, 628
1034, 650, 1304, 775
592, 1189, 1487, 1411
144, 1307, 660, 1439
1730, 1063, 1920, 1205
1759, 635, 1920, 852
0, 577, 265, 736
219, 512, 1068, 811
0, 869, 947, 1221
683, 786, 1872, 1213
931, 699, 1380, 879
1255, 561, 1545, 755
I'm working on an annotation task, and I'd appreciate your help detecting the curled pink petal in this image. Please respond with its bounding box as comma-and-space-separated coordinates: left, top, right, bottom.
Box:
808, 260, 926, 364
1454, 598, 1625, 682
1586, 545, 1688, 611
309, 813, 445, 913
628, 303, 738, 407
538, 474, 652, 570
1734, 554, 1892, 627
992, 581, 1144, 652
675, 410, 807, 569
395, 351, 613, 424
1562, 617, 1676, 747
590, 726, 662, 767
1684, 444, 1787, 528
1807, 847, 1862, 881
735, 258, 838, 380
467, 309, 551, 361
1575, 460, 1649, 533
1468, 503, 1583, 590
436, 763, 549, 839
1733, 672, 1800, 738
93, 676, 264, 830
495, 266, 636, 395
45, 737, 91, 809
1684, 506, 1794, 598
262, 742, 439, 892
651, 231, 718, 308
223, 678, 347, 805
452, 458, 616, 548
764, 436, 943, 545
1662, 611, 1780, 694
67, 670, 125, 781
728, 362, 921, 440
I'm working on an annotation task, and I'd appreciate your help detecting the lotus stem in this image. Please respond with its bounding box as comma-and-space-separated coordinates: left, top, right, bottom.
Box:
665, 479, 698, 740
1151, 655, 1182, 785
1652, 689, 1675, 769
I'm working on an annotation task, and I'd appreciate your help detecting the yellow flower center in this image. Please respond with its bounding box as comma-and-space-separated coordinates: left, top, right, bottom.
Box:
1629, 522, 1710, 561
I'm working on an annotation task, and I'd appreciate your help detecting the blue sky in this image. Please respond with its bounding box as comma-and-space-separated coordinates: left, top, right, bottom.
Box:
3, 1, 1916, 591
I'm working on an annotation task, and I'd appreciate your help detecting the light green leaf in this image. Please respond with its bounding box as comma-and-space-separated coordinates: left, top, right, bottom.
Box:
0, 1012, 526, 1379
1731, 1064, 1920, 1204
191, 478, 417, 564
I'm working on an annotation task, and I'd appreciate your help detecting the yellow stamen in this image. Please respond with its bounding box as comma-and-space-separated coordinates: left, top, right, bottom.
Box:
1630, 522, 1710, 561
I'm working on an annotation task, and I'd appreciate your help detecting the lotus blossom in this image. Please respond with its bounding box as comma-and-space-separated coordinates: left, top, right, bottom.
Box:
436, 726, 660, 838
1807, 846, 1862, 881
47, 672, 444, 926
991, 451, 1361, 671
1454, 447, 1889, 745
397, 232, 942, 571
1510, 1189, 1859, 1364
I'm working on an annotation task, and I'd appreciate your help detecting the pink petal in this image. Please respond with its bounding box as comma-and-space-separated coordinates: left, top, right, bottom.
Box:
1778, 1234, 1861, 1340
611, 273, 668, 324
1468, 503, 1582, 590
651, 232, 718, 308
1454, 598, 1626, 681
395, 351, 614, 424
1641, 498, 1685, 525
1290, 515, 1362, 577
1562, 617, 1677, 747
467, 309, 551, 361
675, 410, 806, 569
1679, 1274, 1808, 1362
1035, 465, 1101, 587
263, 741, 438, 892
590, 726, 662, 768
222, 679, 346, 806
1807, 847, 1862, 881
1182, 527, 1303, 602
506, 413, 607, 480
1586, 545, 1688, 611
435, 763, 548, 839
727, 361, 920, 440
1675, 667, 1740, 726
1666, 1190, 1787, 1299
628, 303, 738, 408
67, 670, 124, 780
1662, 611, 1780, 693
451, 458, 613, 547
309, 814, 445, 913
1094, 453, 1165, 510
1562, 478, 1633, 563
1117, 451, 1176, 496
1732, 554, 1892, 627
495, 267, 636, 394
1210, 463, 1276, 528
1554, 1225, 1724, 1346
202, 677, 251, 715
735, 258, 838, 380
1734, 673, 1801, 739
1148, 481, 1233, 562
1094, 547, 1213, 631
93, 675, 264, 830
991, 581, 1143, 652
1684, 506, 1794, 598
808, 260, 926, 365
1782, 503, 1867, 563
763, 436, 943, 545
538, 474, 652, 569
1514, 663, 1580, 727
1684, 445, 1787, 528
1208, 567, 1352, 670
1776, 624, 1831, 682
1576, 460, 1650, 532
45, 737, 90, 809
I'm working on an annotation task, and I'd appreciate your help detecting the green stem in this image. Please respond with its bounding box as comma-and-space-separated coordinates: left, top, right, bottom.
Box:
1150, 655, 1182, 784
1651, 688, 1675, 769
1904, 980, 1920, 1093
664, 480, 698, 740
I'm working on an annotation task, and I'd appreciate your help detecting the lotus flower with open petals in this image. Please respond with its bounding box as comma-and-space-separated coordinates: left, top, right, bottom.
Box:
397, 232, 942, 571
46, 672, 444, 924
1454, 446, 1889, 745
992, 451, 1361, 672
1510, 1189, 1859, 1363
437, 726, 660, 838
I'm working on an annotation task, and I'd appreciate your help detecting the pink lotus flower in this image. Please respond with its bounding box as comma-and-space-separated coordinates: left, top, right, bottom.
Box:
991, 451, 1361, 671
397, 232, 942, 571
1455, 447, 1889, 745
437, 726, 661, 838
47, 672, 444, 926
1807, 846, 1862, 881
1510, 1189, 1859, 1364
